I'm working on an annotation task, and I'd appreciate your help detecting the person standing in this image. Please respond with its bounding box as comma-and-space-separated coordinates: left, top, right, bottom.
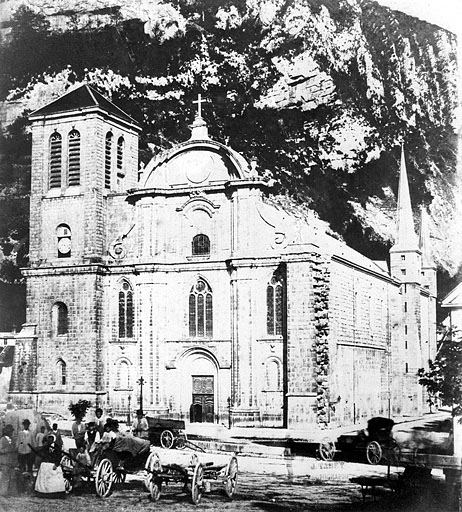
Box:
0, 424, 17, 496
34, 426, 47, 469
71, 416, 86, 450
132, 410, 149, 440
94, 408, 105, 436
17, 419, 34, 474
51, 423, 63, 451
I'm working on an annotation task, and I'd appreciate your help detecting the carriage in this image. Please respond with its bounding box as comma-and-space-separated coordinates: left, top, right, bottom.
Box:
318, 417, 401, 467
147, 417, 187, 449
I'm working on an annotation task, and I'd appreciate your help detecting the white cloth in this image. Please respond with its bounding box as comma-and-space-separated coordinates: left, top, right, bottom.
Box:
34, 462, 66, 494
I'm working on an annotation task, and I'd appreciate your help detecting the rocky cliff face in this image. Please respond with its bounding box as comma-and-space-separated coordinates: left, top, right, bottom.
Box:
0, 0, 460, 284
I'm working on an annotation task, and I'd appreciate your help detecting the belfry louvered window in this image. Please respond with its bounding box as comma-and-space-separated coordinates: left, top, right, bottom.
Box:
119, 281, 134, 338
189, 279, 213, 337
105, 132, 113, 189
117, 137, 125, 177
49, 132, 62, 189
266, 269, 284, 335
68, 129, 81, 186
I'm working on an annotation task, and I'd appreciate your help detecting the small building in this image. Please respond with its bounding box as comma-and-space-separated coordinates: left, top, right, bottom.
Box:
10, 85, 436, 427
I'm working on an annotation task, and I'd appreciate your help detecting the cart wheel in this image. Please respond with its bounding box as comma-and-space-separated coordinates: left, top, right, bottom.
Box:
366, 440, 382, 465
113, 468, 126, 484
160, 429, 174, 449
95, 458, 114, 497
224, 456, 238, 499
175, 435, 186, 450
191, 462, 204, 505
145, 451, 162, 490
149, 477, 162, 502
318, 438, 336, 461
64, 476, 73, 494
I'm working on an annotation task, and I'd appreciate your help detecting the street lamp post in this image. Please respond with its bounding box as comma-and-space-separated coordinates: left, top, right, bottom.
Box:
137, 377, 145, 415
227, 396, 232, 429
127, 394, 132, 426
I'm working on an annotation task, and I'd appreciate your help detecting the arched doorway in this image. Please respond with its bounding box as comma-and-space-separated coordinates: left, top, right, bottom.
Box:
179, 350, 218, 424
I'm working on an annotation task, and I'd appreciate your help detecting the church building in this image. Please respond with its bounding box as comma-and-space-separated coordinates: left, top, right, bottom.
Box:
10, 85, 436, 428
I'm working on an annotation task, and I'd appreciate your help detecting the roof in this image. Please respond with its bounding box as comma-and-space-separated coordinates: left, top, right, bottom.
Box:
441, 281, 462, 308
29, 84, 138, 126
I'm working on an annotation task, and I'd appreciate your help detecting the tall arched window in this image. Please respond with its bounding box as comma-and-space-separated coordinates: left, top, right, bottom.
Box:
49, 132, 62, 189
56, 359, 67, 385
189, 279, 213, 337
68, 129, 81, 186
118, 281, 134, 338
105, 132, 113, 189
116, 360, 130, 389
53, 302, 68, 336
266, 269, 284, 335
192, 234, 210, 256
117, 136, 125, 177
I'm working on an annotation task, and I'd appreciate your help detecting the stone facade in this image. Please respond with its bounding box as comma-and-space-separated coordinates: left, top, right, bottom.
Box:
10, 85, 436, 428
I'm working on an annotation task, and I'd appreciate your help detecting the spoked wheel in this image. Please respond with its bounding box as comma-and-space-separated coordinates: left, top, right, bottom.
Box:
64, 476, 73, 494
223, 456, 238, 499
366, 440, 383, 465
145, 451, 162, 497
160, 429, 174, 449
191, 462, 204, 505
175, 435, 186, 450
113, 468, 126, 484
95, 458, 114, 497
318, 437, 336, 461
149, 477, 162, 502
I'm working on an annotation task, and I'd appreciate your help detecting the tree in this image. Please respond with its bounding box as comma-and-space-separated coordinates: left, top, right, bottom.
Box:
418, 328, 462, 417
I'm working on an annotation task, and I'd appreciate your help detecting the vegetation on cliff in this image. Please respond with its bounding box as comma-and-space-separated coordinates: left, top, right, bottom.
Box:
0, 0, 460, 301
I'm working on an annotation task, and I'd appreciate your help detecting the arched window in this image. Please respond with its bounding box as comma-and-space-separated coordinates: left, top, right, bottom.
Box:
117, 136, 125, 177
265, 359, 281, 390
53, 302, 68, 336
116, 360, 130, 389
192, 234, 210, 256
68, 129, 81, 186
49, 132, 62, 189
57, 359, 67, 385
105, 132, 113, 189
118, 281, 134, 338
266, 269, 284, 335
189, 279, 213, 337
56, 224, 71, 258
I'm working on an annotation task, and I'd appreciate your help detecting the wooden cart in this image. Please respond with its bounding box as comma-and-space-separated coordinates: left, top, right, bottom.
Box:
145, 447, 238, 505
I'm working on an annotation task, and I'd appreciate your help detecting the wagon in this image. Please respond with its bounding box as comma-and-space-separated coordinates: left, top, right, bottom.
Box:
147, 417, 187, 449
318, 417, 401, 468
145, 447, 238, 504
363, 417, 401, 466
94, 434, 151, 497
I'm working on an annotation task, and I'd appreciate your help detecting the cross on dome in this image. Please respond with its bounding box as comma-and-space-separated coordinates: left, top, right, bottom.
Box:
192, 93, 208, 118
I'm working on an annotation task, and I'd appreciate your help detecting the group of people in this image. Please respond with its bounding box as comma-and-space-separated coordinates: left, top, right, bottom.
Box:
0, 419, 63, 496
0, 407, 151, 497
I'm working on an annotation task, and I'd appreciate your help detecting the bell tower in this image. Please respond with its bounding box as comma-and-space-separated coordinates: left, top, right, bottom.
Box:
11, 85, 140, 411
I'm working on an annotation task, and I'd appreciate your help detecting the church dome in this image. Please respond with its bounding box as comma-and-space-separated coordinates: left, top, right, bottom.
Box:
140, 115, 253, 190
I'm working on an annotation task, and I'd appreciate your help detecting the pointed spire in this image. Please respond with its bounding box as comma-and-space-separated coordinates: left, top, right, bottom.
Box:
393, 145, 419, 250
419, 206, 435, 268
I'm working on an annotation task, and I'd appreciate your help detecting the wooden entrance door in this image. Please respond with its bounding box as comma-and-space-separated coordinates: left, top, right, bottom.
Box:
191, 376, 214, 423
